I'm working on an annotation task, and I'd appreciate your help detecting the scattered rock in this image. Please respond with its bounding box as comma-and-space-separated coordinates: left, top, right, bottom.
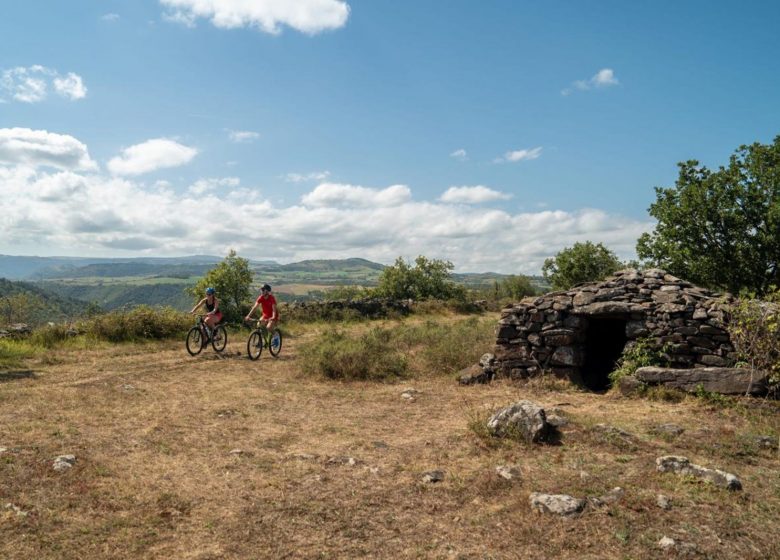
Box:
617, 375, 644, 396
650, 423, 685, 438
755, 435, 779, 450
371, 441, 388, 449
4, 503, 29, 518
656, 455, 742, 490
228, 449, 245, 455
656, 494, 672, 510
52, 454, 76, 472
592, 424, 638, 449
401, 388, 420, 400
495, 465, 521, 481
487, 400, 550, 443
422, 470, 445, 483
0, 447, 7, 455
458, 364, 493, 385
588, 487, 624, 507
658, 536, 676, 550
529, 493, 586, 517
545, 409, 570, 428
327, 456, 359, 466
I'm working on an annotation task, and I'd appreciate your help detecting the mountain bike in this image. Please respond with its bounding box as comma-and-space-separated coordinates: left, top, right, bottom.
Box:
245, 321, 282, 360
186, 316, 227, 356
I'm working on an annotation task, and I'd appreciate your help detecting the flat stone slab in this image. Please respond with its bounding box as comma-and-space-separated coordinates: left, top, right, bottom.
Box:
529, 493, 586, 517
656, 455, 742, 490
635, 366, 768, 396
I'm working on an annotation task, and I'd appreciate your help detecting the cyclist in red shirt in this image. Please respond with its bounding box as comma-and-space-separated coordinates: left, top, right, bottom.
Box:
245, 283, 279, 331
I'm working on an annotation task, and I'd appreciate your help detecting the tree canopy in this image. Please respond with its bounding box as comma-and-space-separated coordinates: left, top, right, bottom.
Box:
374, 256, 465, 300
637, 136, 780, 295
542, 242, 624, 291
188, 250, 254, 322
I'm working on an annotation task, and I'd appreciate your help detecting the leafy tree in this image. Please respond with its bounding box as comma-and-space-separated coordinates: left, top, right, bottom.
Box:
493, 275, 537, 300
637, 136, 780, 295
187, 250, 253, 322
542, 242, 623, 291
375, 256, 466, 300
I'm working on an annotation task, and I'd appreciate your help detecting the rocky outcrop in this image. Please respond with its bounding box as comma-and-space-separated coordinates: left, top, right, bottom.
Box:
487, 400, 550, 443
656, 455, 742, 490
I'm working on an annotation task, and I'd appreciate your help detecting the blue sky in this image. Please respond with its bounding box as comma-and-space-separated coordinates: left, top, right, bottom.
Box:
1, 0, 778, 273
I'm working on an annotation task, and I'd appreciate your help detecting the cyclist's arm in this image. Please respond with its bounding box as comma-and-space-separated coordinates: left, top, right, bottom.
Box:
245, 301, 260, 321
271, 303, 279, 320
190, 298, 205, 314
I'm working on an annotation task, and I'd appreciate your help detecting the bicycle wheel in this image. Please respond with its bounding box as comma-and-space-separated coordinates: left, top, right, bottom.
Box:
212, 325, 228, 352
247, 330, 263, 360
268, 329, 283, 357
186, 327, 203, 356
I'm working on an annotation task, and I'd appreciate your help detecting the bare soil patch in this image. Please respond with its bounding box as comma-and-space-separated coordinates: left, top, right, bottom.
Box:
1, 322, 778, 559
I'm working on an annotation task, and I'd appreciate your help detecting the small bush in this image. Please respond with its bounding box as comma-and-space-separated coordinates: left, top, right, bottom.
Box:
84, 306, 191, 342
397, 318, 494, 375
28, 323, 76, 348
299, 327, 408, 381
609, 338, 669, 386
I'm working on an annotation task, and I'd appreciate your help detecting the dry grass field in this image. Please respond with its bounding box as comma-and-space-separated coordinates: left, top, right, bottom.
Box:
1, 317, 779, 559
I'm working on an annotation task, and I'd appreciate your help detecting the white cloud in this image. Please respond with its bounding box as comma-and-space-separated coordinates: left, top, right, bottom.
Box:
0, 128, 97, 171
187, 177, 240, 195
107, 138, 198, 176
101, 13, 120, 22
440, 186, 512, 204
450, 148, 468, 161
53, 73, 87, 100
1, 66, 87, 103
0, 133, 652, 272
227, 130, 260, 143
562, 68, 619, 96
302, 183, 411, 208
284, 170, 331, 183
495, 146, 543, 163
160, 0, 350, 35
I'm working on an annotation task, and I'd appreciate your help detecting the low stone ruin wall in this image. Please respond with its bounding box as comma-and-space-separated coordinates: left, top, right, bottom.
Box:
495, 269, 737, 383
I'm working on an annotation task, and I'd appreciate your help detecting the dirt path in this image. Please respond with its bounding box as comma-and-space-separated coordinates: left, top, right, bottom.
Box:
1, 331, 779, 559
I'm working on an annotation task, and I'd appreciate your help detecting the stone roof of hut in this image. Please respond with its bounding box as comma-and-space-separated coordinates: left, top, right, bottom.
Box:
511, 268, 732, 318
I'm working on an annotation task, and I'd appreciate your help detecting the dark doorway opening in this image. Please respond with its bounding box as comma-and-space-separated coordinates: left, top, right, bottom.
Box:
581, 317, 628, 391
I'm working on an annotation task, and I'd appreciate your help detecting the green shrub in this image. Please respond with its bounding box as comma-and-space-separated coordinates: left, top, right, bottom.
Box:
299, 327, 408, 381
727, 290, 780, 389
609, 338, 669, 386
0, 339, 38, 369
84, 306, 191, 342
28, 323, 76, 348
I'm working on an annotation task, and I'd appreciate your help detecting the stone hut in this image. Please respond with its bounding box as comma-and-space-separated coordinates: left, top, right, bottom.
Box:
494, 269, 736, 391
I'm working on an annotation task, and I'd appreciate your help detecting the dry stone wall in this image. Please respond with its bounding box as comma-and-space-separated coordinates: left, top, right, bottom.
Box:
495, 269, 736, 382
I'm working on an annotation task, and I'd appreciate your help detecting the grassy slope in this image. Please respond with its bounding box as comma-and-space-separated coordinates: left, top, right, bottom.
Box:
3, 317, 776, 559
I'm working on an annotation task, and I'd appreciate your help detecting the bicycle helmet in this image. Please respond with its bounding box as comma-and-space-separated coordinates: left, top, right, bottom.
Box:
261, 284, 271, 292
205, 287, 215, 295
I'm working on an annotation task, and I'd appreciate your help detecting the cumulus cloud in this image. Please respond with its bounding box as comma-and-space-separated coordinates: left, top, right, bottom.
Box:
0, 128, 97, 171
562, 68, 619, 96
494, 146, 543, 163
107, 138, 198, 176
284, 170, 331, 183
160, 0, 350, 35
439, 186, 512, 204
227, 129, 260, 143
53, 73, 87, 100
0, 133, 652, 272
101, 13, 120, 22
1, 66, 87, 103
187, 177, 240, 195
450, 148, 468, 161
301, 183, 411, 208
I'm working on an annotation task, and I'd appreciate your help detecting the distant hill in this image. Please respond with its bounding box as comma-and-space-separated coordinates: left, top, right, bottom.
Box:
0, 278, 87, 325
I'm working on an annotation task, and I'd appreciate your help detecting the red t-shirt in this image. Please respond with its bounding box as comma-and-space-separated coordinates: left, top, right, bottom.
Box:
256, 294, 277, 319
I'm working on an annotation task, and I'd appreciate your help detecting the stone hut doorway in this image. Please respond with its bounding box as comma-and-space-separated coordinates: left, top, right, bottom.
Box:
581, 317, 628, 391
